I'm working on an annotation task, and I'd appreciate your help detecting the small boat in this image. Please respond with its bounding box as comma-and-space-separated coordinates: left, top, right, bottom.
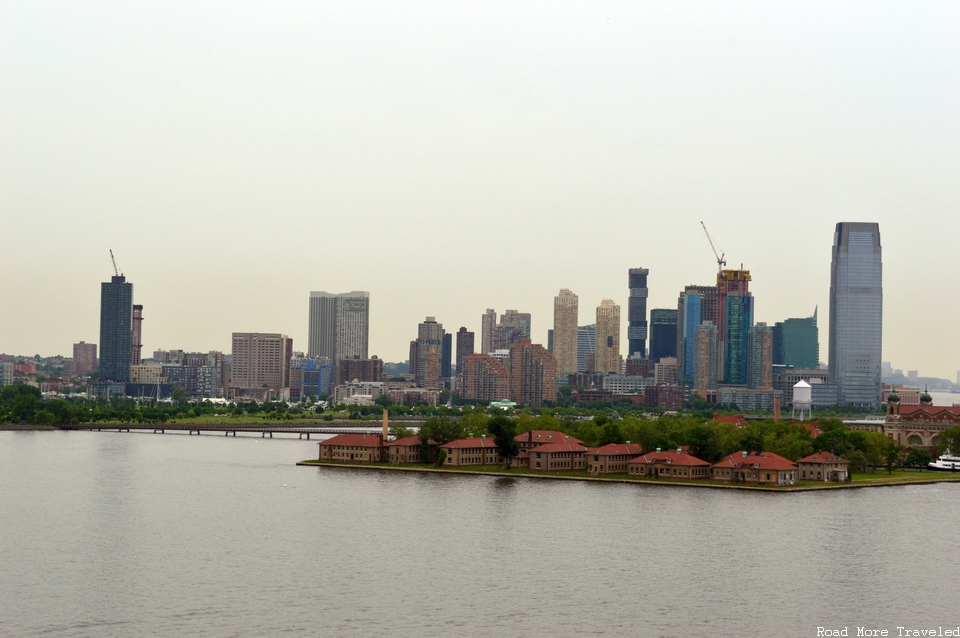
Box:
928, 452, 960, 471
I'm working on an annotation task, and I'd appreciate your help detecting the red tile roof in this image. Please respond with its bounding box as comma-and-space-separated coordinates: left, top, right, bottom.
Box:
388, 436, 422, 447
586, 443, 643, 456
713, 451, 797, 471
797, 452, 848, 464
318, 433, 384, 447
627, 449, 710, 467
798, 422, 824, 438
713, 414, 748, 428
528, 441, 588, 453
515, 430, 583, 445
899, 406, 960, 421
441, 437, 499, 449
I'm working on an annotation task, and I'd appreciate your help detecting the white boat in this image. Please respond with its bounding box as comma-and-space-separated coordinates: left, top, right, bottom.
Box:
928, 452, 960, 471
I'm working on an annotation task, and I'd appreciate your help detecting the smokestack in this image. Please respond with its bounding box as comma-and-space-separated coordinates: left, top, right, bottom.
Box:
382, 409, 389, 440
774, 396, 781, 421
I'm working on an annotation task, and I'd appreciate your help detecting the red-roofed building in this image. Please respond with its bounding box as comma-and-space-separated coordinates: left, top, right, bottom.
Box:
317, 433, 385, 463
585, 443, 643, 475
713, 414, 748, 429
388, 436, 424, 464
527, 441, 587, 472
441, 436, 502, 466
515, 430, 583, 451
797, 452, 849, 482
712, 451, 798, 485
884, 404, 960, 449
627, 448, 711, 479
798, 422, 824, 438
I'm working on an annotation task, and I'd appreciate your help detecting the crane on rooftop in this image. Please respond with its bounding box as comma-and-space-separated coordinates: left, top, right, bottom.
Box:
109, 249, 123, 277
700, 221, 726, 275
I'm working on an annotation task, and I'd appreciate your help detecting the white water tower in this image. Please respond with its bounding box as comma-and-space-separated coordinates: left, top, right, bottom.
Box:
792, 380, 812, 420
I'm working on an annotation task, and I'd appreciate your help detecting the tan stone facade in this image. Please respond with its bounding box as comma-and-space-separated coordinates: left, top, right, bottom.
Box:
317, 433, 385, 463
586, 443, 643, 474
627, 449, 711, 479
528, 442, 586, 472
441, 437, 503, 466
711, 451, 798, 485
797, 452, 849, 482
388, 436, 424, 464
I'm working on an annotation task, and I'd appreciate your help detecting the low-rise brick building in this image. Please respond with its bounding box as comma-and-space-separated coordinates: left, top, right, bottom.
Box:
515, 430, 583, 452
586, 443, 643, 474
712, 451, 798, 485
317, 433, 385, 463
627, 448, 711, 479
441, 436, 502, 466
527, 441, 587, 472
388, 436, 424, 464
797, 452, 849, 482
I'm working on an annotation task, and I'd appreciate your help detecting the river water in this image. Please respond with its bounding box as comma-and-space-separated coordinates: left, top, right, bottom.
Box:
2, 430, 958, 637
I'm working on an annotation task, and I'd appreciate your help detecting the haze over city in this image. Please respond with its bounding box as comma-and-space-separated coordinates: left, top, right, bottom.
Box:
2, 2, 958, 378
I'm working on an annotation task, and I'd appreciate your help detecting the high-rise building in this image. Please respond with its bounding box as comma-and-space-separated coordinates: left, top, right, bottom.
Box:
99, 275, 134, 383
717, 269, 753, 384
648, 309, 678, 364
694, 321, 718, 392
508, 340, 557, 407
230, 333, 292, 395
627, 268, 649, 357
748, 322, 773, 389
829, 222, 882, 408
594, 300, 621, 374
577, 324, 596, 373
677, 285, 718, 381
413, 317, 444, 388
458, 354, 510, 402
337, 356, 383, 383
73, 342, 98, 375
480, 309, 496, 354
455, 327, 474, 374
500, 310, 531, 340
441, 332, 452, 382
553, 289, 579, 379
307, 291, 369, 363
773, 309, 819, 370
131, 305, 143, 365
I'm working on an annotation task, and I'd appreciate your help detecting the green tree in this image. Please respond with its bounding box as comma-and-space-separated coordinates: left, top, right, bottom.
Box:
487, 415, 519, 468
903, 448, 932, 469
935, 426, 960, 456
389, 424, 413, 440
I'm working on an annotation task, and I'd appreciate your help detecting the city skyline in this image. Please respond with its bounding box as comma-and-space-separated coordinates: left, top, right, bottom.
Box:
2, 4, 958, 378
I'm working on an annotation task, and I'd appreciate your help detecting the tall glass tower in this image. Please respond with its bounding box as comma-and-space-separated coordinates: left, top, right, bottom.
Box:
828, 222, 882, 408
627, 268, 649, 357
99, 275, 133, 383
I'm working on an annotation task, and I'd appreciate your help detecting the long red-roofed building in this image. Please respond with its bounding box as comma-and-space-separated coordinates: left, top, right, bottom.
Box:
627, 448, 711, 479
441, 436, 502, 466
711, 451, 798, 485
585, 443, 643, 475
527, 441, 587, 472
317, 433, 385, 463
387, 436, 424, 464
515, 430, 583, 451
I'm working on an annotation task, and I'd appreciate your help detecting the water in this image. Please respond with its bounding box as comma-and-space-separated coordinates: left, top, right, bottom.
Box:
2, 431, 959, 637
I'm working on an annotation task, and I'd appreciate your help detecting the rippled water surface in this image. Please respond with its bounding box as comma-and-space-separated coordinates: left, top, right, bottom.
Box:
2, 431, 958, 637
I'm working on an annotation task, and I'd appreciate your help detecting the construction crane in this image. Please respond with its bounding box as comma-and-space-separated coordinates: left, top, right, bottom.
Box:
109, 249, 123, 277
700, 221, 726, 274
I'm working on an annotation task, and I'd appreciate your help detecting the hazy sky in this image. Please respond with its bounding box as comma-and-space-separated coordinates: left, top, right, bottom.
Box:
2, 2, 958, 378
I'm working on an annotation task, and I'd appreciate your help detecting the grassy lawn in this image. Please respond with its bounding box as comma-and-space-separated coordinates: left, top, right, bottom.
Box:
849, 470, 960, 484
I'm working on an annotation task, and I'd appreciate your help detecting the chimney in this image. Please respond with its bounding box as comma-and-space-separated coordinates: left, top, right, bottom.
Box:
774, 396, 781, 421
382, 409, 389, 441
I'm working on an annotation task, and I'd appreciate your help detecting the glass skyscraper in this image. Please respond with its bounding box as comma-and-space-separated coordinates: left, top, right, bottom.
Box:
99, 275, 133, 383
773, 309, 819, 370
627, 267, 649, 357
828, 222, 882, 408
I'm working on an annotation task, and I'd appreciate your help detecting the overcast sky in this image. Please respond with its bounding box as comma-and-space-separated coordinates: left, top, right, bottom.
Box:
1, 1, 957, 379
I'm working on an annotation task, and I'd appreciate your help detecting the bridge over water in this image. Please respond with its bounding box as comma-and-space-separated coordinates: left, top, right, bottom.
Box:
58, 422, 420, 439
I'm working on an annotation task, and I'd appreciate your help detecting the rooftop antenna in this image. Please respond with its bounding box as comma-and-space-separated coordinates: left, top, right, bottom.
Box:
700, 221, 726, 274
109, 249, 123, 277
